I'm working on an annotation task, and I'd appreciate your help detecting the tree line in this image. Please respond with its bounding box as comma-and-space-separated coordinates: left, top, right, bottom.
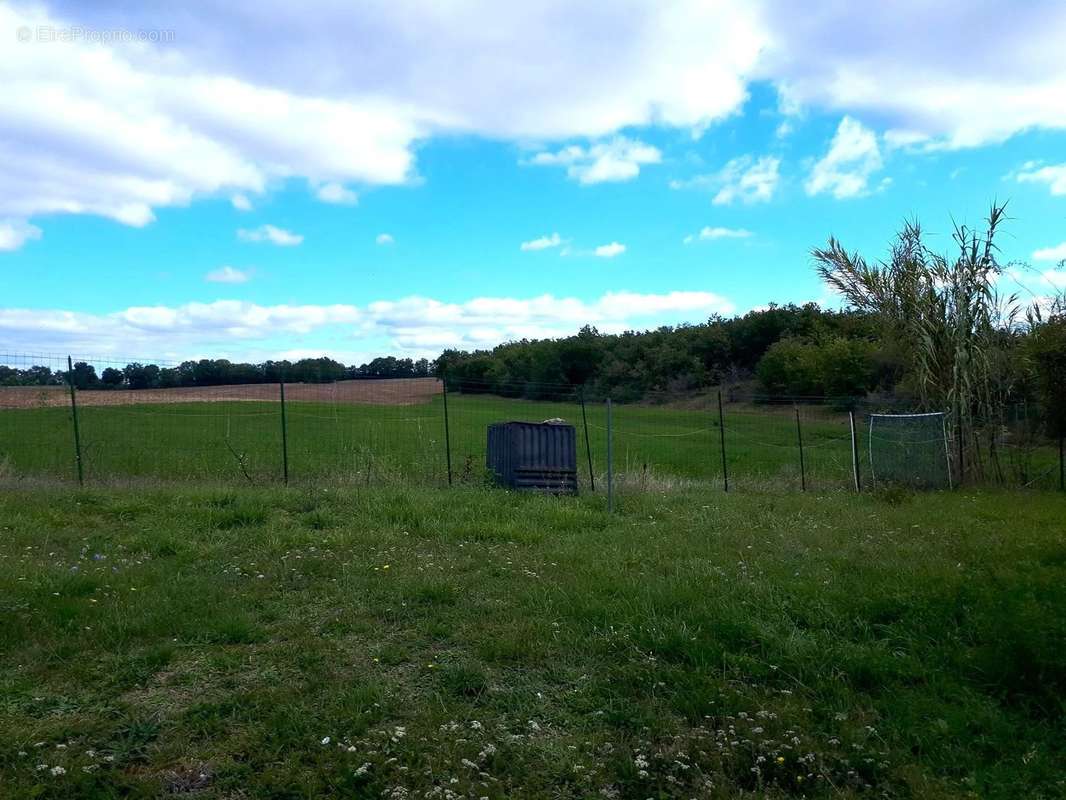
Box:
3, 305, 887, 401
0, 356, 432, 390
4, 300, 1061, 435
437, 304, 892, 402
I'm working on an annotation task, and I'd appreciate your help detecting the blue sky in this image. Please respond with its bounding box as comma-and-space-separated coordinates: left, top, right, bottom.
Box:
2, 1, 1065, 364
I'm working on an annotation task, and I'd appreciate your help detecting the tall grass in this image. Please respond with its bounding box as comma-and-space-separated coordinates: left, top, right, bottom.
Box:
813, 203, 1027, 482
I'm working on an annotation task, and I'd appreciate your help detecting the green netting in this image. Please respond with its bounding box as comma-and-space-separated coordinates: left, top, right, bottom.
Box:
868, 412, 951, 489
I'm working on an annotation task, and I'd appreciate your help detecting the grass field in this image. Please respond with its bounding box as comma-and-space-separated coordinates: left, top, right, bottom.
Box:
2, 390, 1059, 492
7, 389, 1045, 491
1, 485, 1063, 798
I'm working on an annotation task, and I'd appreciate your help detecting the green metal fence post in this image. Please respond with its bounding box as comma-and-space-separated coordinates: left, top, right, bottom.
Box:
849, 410, 861, 492
717, 390, 728, 492
795, 405, 806, 491
442, 374, 453, 486
580, 388, 595, 492
66, 356, 84, 487
1059, 433, 1064, 492
606, 397, 613, 512
279, 379, 289, 485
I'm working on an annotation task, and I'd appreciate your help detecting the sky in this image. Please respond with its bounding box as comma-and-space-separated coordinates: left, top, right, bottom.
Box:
2, 0, 1066, 365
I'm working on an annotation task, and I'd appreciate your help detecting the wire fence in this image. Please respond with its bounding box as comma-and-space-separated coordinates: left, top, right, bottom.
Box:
1, 353, 1063, 495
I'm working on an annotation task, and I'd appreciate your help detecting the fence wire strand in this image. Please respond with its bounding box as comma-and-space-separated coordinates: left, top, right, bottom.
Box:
1, 353, 1062, 492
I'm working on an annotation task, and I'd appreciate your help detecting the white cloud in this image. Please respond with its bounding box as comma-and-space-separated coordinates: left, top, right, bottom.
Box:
527, 138, 662, 184
1033, 242, 1066, 262
7, 0, 1066, 245
672, 155, 780, 205
1041, 269, 1066, 286
231, 193, 253, 211
883, 129, 932, 151
805, 116, 883, 199
757, 1, 1066, 149
520, 233, 564, 251
0, 3, 416, 238
998, 266, 1066, 317
315, 182, 358, 205
376, 233, 394, 245
683, 226, 751, 243
0, 219, 42, 251
0, 1, 767, 240
237, 224, 303, 246
1016, 162, 1066, 195
0, 290, 735, 359
720, 156, 780, 205
205, 266, 252, 284
89, 2, 764, 141
594, 242, 626, 258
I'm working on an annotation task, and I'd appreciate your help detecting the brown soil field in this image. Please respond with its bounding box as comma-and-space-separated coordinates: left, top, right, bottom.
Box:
0, 378, 442, 409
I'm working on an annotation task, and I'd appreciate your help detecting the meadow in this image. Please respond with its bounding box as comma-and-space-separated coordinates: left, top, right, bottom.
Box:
0, 390, 942, 492
0, 485, 1063, 798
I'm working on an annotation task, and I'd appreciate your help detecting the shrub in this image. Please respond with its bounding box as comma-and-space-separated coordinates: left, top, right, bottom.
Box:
1025, 316, 1066, 437
756, 337, 873, 400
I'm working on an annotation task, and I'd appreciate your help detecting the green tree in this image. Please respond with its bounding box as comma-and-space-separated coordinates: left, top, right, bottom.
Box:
1025, 315, 1066, 437
69, 361, 99, 390
101, 367, 124, 387
756, 339, 822, 397
123, 363, 161, 390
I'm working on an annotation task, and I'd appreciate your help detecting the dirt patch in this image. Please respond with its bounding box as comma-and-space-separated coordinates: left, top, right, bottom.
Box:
0, 378, 442, 409
163, 763, 214, 794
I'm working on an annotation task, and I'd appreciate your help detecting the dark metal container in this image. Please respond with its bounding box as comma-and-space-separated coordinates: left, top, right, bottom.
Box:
486, 421, 578, 494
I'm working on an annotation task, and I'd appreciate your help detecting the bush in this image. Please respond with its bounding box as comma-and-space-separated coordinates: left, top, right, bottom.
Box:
756, 337, 874, 400
1025, 316, 1066, 437
755, 338, 821, 397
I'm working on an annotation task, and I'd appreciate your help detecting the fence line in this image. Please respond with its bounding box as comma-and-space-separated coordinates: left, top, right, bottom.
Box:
0, 352, 1063, 495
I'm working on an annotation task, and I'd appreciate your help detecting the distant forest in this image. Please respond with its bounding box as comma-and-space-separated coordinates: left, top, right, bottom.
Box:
437, 304, 891, 401
0, 355, 432, 390
1, 304, 898, 401
2, 303, 1063, 418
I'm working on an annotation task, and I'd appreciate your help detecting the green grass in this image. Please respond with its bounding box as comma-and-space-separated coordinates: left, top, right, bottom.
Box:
0, 485, 1063, 798
3, 392, 1016, 491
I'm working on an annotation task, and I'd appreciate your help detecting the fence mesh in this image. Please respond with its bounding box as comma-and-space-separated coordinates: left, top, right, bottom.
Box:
1, 353, 1062, 493
868, 413, 951, 489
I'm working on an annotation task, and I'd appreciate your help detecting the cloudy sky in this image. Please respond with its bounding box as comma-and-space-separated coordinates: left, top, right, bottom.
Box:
2, 0, 1066, 364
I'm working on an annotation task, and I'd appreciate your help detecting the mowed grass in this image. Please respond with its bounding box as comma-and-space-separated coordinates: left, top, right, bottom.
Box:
0, 485, 1063, 798
0, 393, 924, 490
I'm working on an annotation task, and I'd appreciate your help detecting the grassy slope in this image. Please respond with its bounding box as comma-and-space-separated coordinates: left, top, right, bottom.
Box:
0, 486, 1063, 799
